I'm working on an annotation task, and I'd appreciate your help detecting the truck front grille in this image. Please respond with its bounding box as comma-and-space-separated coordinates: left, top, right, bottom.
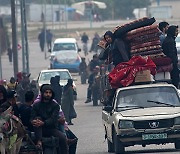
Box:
134, 118, 174, 129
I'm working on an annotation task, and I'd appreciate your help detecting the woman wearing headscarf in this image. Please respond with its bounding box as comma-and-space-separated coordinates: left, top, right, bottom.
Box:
162, 25, 179, 88
50, 76, 62, 104
99, 30, 130, 67
61, 79, 77, 125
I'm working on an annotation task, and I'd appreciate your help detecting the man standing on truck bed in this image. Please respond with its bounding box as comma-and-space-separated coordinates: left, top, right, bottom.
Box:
162, 25, 179, 88
159, 21, 169, 45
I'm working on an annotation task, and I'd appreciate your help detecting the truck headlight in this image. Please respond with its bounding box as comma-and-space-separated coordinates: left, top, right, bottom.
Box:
174, 117, 180, 125
118, 120, 134, 129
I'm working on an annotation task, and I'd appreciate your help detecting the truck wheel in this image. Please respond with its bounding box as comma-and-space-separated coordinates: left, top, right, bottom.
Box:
107, 139, 114, 153
175, 141, 180, 149
113, 129, 125, 154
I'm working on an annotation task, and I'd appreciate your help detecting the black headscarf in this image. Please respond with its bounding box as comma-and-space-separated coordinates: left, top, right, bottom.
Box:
167, 25, 178, 39
104, 31, 115, 44
63, 79, 73, 92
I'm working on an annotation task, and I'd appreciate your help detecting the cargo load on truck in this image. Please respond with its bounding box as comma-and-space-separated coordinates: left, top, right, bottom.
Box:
97, 17, 173, 104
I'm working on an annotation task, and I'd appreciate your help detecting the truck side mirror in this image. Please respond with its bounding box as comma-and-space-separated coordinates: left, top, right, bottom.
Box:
78, 48, 81, 52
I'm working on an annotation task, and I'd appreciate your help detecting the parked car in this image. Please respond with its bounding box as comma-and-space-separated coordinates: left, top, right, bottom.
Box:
176, 33, 180, 68
37, 69, 77, 100
50, 38, 81, 72
102, 82, 180, 153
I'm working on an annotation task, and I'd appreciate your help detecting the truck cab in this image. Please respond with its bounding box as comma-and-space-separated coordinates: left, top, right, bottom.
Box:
102, 82, 180, 153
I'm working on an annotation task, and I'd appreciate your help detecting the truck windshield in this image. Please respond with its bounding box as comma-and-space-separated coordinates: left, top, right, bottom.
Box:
116, 86, 180, 109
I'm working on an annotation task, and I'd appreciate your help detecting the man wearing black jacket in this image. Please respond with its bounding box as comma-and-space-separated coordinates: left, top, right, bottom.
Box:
31, 84, 68, 154
162, 25, 179, 88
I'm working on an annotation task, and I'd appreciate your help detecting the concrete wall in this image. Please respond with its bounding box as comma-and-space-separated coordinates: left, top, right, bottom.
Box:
151, 0, 180, 19
29, 4, 66, 22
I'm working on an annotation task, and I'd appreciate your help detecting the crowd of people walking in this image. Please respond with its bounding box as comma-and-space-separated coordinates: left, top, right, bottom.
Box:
0, 71, 78, 154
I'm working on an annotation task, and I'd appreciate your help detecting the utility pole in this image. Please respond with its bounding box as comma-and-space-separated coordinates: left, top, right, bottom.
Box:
11, 0, 18, 78
20, 0, 26, 72
65, 0, 68, 35
0, 18, 3, 79
59, 0, 61, 29
22, 0, 29, 74
51, 0, 54, 30
0, 35, 2, 80
20, 0, 29, 74
44, 0, 47, 59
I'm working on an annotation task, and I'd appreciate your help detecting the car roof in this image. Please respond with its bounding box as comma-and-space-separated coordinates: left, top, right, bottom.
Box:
40, 69, 70, 73
116, 83, 176, 93
54, 38, 77, 44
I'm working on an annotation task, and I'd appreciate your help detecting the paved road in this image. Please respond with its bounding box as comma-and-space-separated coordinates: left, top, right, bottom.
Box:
1, 41, 180, 153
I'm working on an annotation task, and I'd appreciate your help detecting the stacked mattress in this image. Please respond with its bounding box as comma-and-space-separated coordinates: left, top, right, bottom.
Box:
126, 24, 172, 79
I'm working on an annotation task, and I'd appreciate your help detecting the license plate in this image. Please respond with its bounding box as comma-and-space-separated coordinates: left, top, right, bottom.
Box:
142, 133, 167, 140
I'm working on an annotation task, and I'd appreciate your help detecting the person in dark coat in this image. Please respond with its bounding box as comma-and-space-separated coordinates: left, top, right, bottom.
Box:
81, 32, 89, 44
0, 85, 7, 106
7, 47, 13, 63
46, 29, 53, 50
31, 84, 68, 153
79, 57, 87, 74
84, 66, 100, 103
16, 73, 31, 103
29, 80, 39, 100
19, 90, 34, 132
38, 29, 45, 52
0, 90, 19, 117
50, 76, 62, 105
162, 25, 179, 88
61, 79, 77, 125
88, 54, 100, 72
99, 30, 130, 67
90, 32, 100, 53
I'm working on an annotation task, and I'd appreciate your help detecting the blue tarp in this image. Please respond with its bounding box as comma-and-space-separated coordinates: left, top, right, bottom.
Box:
65, 7, 76, 12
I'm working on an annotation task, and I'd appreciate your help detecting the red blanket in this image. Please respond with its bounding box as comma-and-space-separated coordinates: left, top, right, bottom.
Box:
108, 56, 156, 88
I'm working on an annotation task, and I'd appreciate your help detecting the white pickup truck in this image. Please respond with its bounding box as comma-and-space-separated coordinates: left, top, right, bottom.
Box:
102, 83, 180, 153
